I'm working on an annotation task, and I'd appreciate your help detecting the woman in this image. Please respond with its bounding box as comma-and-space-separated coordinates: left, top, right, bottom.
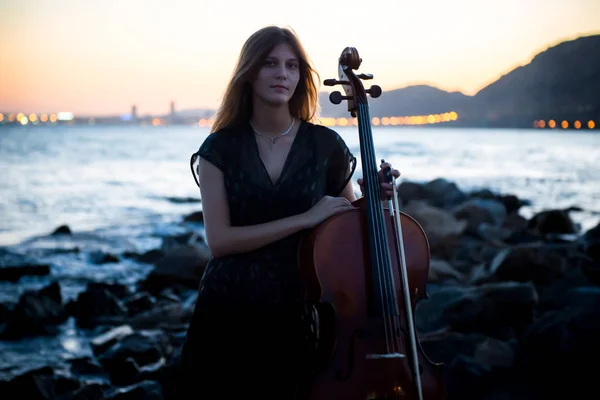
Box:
176, 25, 400, 399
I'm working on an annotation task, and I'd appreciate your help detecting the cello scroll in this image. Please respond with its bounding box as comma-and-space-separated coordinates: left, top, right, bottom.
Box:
324, 47, 382, 117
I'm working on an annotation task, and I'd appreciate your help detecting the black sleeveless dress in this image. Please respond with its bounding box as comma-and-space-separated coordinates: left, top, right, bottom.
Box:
175, 119, 356, 399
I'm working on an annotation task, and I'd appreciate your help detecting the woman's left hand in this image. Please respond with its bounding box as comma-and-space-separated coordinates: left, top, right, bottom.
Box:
357, 160, 401, 201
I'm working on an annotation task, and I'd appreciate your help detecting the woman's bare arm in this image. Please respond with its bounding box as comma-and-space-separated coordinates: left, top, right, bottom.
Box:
339, 161, 358, 202
339, 179, 357, 202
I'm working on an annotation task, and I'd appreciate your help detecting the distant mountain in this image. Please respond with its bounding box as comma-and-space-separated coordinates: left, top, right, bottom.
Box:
318, 34, 600, 128
319, 85, 472, 119
472, 35, 600, 124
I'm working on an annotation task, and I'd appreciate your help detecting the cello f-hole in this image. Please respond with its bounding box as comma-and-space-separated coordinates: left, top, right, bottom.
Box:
335, 329, 364, 382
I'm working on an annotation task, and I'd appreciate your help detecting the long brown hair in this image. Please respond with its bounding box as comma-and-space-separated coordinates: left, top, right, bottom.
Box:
210, 26, 320, 133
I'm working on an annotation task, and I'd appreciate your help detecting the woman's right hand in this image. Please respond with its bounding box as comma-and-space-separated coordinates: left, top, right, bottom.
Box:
302, 196, 356, 228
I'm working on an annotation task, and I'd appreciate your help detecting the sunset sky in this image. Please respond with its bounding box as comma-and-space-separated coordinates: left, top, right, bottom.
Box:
1, 0, 599, 116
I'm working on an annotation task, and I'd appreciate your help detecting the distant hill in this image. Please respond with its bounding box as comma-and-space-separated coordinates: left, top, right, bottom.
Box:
319, 85, 472, 119
472, 35, 600, 125
318, 34, 600, 128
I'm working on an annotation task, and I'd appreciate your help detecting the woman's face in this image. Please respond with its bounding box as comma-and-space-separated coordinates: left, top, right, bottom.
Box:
252, 43, 301, 107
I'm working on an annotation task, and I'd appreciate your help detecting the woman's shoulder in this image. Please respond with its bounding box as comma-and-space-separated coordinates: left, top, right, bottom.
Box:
304, 119, 337, 135
303, 120, 346, 146
197, 123, 247, 152
193, 123, 248, 173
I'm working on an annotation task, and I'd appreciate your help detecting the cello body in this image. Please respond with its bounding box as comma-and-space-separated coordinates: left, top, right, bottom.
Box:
298, 199, 446, 399
296, 47, 447, 400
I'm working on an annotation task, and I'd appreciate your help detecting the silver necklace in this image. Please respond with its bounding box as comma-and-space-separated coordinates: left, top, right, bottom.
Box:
251, 118, 295, 144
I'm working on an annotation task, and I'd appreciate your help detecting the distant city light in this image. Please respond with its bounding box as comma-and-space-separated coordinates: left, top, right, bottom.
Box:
0, 112, 63, 124
533, 119, 596, 129
57, 112, 74, 121
318, 111, 459, 128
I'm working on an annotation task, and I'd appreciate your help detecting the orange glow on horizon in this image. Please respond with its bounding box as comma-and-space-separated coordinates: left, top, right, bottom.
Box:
197, 113, 458, 130
320, 112, 458, 128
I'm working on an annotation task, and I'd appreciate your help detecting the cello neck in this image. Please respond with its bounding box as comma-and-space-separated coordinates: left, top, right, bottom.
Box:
325, 46, 396, 318
355, 102, 396, 318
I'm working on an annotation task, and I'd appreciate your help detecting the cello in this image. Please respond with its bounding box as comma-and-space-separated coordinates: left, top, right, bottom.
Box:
297, 47, 448, 400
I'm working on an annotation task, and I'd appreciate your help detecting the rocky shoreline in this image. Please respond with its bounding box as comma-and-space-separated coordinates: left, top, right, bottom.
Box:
1, 177, 599, 399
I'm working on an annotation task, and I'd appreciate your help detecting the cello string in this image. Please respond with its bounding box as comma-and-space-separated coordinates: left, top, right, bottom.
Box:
365, 110, 398, 354
359, 107, 400, 355
358, 105, 395, 353
391, 175, 424, 399
357, 106, 391, 352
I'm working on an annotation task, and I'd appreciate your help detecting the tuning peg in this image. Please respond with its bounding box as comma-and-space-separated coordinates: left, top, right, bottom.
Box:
367, 85, 382, 98
329, 91, 351, 105
358, 74, 373, 80
324, 79, 349, 86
